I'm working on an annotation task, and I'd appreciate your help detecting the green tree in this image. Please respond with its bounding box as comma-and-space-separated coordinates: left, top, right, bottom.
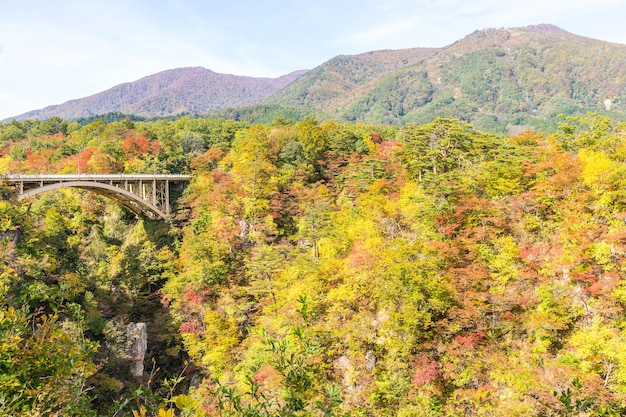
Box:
0, 307, 98, 416
230, 125, 279, 223
213, 297, 346, 417
398, 118, 480, 181
293, 184, 333, 259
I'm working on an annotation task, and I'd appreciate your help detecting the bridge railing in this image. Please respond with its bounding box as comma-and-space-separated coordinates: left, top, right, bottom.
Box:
3, 173, 192, 220
3, 174, 192, 181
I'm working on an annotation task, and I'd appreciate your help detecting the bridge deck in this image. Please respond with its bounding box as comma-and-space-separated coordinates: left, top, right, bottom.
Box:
4, 174, 192, 181
3, 174, 192, 220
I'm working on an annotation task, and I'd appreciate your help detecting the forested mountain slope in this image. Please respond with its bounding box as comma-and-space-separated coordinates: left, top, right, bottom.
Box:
9, 68, 307, 121
9, 24, 626, 136
260, 47, 438, 112
264, 24, 626, 132
2, 113, 626, 415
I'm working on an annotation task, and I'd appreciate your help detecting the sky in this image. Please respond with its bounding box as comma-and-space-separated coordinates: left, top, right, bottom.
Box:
2, 0, 626, 121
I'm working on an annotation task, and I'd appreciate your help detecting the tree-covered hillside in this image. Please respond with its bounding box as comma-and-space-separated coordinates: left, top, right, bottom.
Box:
9, 68, 307, 122
261, 48, 437, 112
8, 25, 626, 136
2, 113, 626, 416
264, 25, 626, 133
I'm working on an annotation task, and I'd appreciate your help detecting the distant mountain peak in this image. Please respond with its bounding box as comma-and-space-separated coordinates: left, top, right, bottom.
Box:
465, 23, 570, 41
522, 23, 569, 33
8, 24, 626, 126
7, 68, 307, 121
265, 24, 626, 129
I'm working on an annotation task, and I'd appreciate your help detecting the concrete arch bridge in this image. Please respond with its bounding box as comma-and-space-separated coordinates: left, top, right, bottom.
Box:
4, 174, 191, 220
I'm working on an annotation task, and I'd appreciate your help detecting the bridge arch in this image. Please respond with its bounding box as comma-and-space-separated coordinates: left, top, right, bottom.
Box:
18, 181, 168, 219
5, 174, 191, 220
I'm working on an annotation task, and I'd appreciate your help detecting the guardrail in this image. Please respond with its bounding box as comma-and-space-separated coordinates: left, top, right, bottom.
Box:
3, 174, 192, 181
3, 173, 192, 220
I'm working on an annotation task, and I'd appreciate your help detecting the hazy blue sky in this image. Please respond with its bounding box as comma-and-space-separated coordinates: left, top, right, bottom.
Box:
2, 0, 626, 120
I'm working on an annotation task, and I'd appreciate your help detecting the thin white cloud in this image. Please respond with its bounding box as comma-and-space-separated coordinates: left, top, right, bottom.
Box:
338, 16, 424, 45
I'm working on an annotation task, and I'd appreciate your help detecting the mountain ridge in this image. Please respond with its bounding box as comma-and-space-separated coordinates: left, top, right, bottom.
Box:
6, 24, 626, 132
7, 67, 308, 121
262, 23, 626, 131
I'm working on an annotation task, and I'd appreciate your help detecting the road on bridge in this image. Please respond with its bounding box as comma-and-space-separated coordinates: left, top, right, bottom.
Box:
3, 174, 192, 220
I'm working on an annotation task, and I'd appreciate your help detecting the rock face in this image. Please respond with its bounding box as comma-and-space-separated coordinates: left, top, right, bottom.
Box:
127, 322, 148, 381
0, 229, 22, 244
365, 350, 376, 372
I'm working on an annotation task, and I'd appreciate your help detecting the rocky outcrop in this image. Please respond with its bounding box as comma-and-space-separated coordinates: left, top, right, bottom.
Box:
126, 322, 147, 382
0, 228, 21, 244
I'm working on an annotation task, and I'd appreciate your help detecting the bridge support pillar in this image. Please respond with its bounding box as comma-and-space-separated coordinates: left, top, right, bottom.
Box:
4, 174, 190, 220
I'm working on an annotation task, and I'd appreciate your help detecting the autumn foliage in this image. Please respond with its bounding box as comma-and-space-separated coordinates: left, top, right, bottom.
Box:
3, 114, 626, 415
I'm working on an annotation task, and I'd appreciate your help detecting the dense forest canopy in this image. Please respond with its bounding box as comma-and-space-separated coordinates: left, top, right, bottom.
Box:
2, 112, 626, 416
